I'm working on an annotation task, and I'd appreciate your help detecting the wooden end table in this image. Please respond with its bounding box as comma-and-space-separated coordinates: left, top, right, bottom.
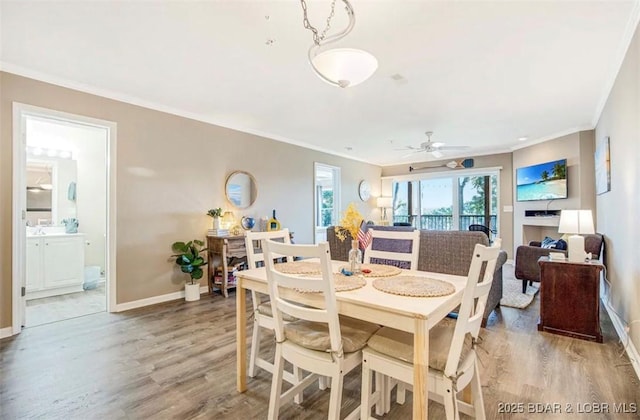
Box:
537, 256, 604, 342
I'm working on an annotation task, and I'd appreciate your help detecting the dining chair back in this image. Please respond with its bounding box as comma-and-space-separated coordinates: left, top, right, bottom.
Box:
360, 239, 502, 420
363, 228, 420, 270
264, 240, 377, 420
244, 229, 296, 382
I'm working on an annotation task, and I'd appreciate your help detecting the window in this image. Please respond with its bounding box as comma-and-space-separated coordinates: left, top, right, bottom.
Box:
314, 163, 341, 243
390, 170, 499, 235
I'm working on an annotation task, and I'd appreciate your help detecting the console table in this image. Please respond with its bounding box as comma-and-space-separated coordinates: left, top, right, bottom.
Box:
206, 234, 247, 298
537, 257, 604, 342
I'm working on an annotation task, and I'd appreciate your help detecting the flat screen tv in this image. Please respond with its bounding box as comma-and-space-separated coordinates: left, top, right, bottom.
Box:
516, 158, 567, 201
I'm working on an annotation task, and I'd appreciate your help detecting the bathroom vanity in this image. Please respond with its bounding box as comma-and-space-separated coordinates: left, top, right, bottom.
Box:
26, 232, 86, 300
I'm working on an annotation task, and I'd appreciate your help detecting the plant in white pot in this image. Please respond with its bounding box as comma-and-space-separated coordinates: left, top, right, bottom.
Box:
207, 208, 223, 229
171, 239, 208, 301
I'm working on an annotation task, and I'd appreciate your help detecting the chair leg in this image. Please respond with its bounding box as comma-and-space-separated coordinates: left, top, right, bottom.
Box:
248, 320, 261, 378
383, 376, 392, 414
327, 372, 344, 420
443, 381, 458, 420
471, 362, 486, 420
267, 345, 285, 420
396, 382, 406, 405
360, 359, 373, 420
522, 279, 527, 293
293, 366, 304, 404
319, 376, 328, 390
374, 373, 385, 416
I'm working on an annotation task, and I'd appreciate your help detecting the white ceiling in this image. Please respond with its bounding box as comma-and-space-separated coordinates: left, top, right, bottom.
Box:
1, 1, 638, 166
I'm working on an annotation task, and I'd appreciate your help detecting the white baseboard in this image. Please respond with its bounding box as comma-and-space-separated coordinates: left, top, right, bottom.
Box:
115, 286, 209, 312
0, 326, 14, 339
603, 299, 640, 380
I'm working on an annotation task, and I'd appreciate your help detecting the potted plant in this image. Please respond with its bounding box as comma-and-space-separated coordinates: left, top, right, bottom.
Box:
207, 208, 223, 229
171, 239, 208, 301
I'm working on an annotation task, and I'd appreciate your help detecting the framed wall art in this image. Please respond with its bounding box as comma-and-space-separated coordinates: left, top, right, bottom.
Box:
595, 136, 611, 195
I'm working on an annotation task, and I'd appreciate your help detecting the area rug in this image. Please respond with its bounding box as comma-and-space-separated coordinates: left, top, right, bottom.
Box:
500, 278, 540, 309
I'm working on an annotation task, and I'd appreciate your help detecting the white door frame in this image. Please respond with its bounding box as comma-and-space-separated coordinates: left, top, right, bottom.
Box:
12, 103, 118, 335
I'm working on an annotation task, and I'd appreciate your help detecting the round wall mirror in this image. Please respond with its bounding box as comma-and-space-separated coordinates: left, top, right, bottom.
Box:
225, 171, 257, 209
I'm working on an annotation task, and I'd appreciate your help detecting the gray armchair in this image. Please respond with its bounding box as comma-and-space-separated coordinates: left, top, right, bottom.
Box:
515, 233, 604, 293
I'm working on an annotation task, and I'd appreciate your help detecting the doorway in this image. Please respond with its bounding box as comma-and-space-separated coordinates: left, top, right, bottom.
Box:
12, 103, 117, 333
314, 163, 341, 243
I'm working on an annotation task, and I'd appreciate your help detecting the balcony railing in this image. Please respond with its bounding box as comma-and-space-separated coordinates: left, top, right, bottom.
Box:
392, 215, 497, 231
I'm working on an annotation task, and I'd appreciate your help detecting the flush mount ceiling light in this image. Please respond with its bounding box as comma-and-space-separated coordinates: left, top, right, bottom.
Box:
300, 0, 377, 88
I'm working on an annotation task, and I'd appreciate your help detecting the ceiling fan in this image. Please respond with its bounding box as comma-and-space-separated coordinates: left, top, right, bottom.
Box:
399, 131, 470, 159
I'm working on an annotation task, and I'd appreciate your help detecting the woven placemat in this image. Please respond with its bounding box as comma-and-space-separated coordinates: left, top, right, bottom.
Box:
274, 261, 321, 274
295, 273, 367, 293
342, 263, 402, 278
372, 276, 455, 297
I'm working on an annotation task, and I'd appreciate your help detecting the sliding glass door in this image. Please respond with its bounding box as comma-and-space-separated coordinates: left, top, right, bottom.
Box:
391, 171, 499, 235
420, 178, 454, 230
458, 175, 498, 231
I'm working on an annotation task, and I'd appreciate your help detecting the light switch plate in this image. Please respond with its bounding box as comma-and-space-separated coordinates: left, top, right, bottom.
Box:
503, 205, 513, 212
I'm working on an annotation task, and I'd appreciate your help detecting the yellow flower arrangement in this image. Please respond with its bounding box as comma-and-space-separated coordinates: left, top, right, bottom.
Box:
336, 203, 364, 242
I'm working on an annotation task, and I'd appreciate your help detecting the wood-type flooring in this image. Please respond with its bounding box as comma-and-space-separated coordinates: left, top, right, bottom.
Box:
1, 265, 639, 419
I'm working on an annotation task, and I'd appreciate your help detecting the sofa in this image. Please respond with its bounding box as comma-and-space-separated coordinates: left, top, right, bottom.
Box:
326, 226, 508, 327
515, 233, 604, 293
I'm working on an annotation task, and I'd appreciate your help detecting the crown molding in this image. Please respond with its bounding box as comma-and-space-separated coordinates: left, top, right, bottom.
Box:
0, 62, 374, 166
509, 125, 594, 151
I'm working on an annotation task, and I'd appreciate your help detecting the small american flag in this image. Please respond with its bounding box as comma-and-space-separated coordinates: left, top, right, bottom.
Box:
357, 220, 372, 250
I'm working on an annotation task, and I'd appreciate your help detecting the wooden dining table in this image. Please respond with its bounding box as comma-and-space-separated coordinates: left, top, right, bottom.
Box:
235, 260, 468, 420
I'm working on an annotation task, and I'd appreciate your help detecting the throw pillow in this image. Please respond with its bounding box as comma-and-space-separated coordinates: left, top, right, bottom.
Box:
554, 239, 568, 250
540, 236, 557, 249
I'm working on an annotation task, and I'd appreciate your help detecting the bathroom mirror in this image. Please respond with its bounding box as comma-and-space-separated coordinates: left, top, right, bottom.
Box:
225, 171, 257, 209
26, 158, 78, 226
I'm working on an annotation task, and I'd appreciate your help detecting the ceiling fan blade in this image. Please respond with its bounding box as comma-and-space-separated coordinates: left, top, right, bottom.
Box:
431, 150, 444, 159
438, 145, 470, 150
401, 150, 422, 158
394, 145, 420, 151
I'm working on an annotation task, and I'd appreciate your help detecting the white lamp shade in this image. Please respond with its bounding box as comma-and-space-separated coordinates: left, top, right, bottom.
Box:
558, 210, 595, 234
311, 48, 378, 87
377, 197, 393, 208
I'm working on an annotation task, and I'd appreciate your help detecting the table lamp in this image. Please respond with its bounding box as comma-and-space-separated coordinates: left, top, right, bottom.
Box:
558, 209, 594, 262
377, 196, 393, 221
221, 211, 236, 230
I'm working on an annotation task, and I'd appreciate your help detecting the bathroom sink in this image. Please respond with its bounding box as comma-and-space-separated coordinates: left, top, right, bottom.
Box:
26, 226, 67, 236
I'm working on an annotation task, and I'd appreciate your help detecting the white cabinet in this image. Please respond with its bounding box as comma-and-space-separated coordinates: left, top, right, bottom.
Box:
25, 238, 42, 291
26, 234, 85, 300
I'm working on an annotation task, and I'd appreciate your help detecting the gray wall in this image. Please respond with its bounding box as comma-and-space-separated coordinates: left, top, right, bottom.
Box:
512, 130, 596, 256
594, 23, 640, 353
0, 72, 381, 328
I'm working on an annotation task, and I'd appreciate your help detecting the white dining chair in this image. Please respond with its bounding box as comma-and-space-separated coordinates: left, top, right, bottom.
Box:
244, 230, 299, 382
363, 228, 420, 270
263, 239, 380, 420
362, 227, 421, 412
360, 239, 502, 420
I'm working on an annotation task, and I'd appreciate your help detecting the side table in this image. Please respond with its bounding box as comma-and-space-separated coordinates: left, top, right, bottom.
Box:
537, 257, 604, 342
206, 234, 247, 298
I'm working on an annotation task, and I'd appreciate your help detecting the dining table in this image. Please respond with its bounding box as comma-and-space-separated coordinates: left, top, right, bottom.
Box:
235, 260, 469, 420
